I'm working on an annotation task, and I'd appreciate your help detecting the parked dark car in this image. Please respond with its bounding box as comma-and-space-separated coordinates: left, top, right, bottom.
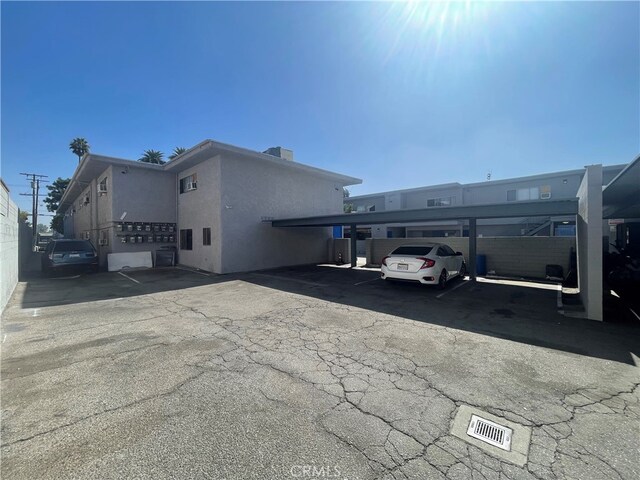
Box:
41, 239, 99, 275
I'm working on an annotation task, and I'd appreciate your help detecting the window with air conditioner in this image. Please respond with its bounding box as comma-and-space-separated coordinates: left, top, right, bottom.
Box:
179, 174, 198, 194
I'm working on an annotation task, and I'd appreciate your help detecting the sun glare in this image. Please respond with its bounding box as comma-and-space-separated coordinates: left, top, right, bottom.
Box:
373, 1, 493, 66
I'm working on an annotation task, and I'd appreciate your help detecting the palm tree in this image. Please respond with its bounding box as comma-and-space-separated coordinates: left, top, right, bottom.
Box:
139, 150, 165, 165
69, 138, 90, 162
168, 147, 187, 160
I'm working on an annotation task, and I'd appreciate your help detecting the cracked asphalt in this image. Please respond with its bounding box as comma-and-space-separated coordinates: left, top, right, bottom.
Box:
1, 262, 639, 479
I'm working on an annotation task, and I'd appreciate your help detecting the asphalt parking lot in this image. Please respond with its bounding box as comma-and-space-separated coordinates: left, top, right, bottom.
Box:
1, 261, 639, 479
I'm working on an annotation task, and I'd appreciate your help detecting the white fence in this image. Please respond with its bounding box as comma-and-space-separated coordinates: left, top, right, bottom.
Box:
1, 182, 19, 313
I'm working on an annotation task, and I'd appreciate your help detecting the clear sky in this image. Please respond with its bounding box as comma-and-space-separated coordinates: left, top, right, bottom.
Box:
2, 1, 638, 216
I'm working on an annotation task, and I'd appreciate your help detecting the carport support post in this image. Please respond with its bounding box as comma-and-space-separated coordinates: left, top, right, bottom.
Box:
350, 224, 357, 268
469, 218, 477, 281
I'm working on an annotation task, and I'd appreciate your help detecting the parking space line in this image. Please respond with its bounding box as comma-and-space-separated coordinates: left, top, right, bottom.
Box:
354, 277, 381, 286
175, 266, 210, 277
250, 273, 329, 287
436, 279, 471, 299
118, 272, 141, 284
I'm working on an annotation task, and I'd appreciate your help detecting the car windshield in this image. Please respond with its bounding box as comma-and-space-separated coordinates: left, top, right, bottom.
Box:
54, 241, 92, 252
391, 246, 433, 256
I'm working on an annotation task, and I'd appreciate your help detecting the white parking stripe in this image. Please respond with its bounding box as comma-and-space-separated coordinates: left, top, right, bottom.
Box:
118, 272, 141, 284
176, 266, 210, 277
354, 277, 381, 286
250, 273, 328, 287
436, 279, 470, 299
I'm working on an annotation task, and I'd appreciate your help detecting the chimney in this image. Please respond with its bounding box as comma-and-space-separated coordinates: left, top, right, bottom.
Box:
263, 146, 294, 162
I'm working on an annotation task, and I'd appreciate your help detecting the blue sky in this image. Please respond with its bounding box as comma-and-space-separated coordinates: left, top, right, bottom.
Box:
2, 1, 638, 216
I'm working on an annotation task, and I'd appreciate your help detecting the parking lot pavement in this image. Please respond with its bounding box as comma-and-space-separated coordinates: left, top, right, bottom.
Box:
1, 265, 639, 479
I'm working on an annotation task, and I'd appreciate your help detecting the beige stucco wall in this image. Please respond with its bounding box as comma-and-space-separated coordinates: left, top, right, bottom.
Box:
176, 156, 222, 273
218, 153, 344, 273
367, 236, 576, 280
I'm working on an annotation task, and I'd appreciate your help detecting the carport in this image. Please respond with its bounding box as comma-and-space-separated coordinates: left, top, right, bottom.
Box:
272, 199, 578, 281
273, 165, 612, 320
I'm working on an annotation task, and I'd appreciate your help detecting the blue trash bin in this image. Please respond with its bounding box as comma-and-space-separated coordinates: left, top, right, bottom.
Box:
476, 254, 487, 276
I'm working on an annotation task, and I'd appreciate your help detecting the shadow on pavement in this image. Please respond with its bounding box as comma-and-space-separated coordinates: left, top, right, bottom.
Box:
15, 254, 640, 365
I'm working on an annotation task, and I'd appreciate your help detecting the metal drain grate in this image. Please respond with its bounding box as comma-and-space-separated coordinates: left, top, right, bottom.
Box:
467, 415, 512, 451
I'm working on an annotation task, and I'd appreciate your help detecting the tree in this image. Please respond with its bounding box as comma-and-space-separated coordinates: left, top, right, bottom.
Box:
44, 177, 71, 213
139, 150, 165, 165
168, 147, 187, 160
37, 224, 49, 234
343, 187, 353, 213
69, 138, 90, 162
51, 214, 64, 235
18, 210, 30, 225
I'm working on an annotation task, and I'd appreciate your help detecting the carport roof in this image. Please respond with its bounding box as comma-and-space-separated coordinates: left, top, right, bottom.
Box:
602, 154, 640, 219
271, 199, 579, 227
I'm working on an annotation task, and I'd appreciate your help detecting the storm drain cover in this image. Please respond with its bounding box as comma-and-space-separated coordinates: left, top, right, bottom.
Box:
451, 405, 531, 466
467, 415, 512, 451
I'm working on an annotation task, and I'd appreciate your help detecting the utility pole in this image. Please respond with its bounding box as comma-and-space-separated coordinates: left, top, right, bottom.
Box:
19, 172, 48, 248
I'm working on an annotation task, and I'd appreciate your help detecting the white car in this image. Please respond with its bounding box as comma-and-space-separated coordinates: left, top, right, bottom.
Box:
381, 243, 466, 288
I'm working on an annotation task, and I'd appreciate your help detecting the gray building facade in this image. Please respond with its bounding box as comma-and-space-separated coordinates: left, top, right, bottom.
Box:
59, 139, 360, 273
345, 165, 625, 240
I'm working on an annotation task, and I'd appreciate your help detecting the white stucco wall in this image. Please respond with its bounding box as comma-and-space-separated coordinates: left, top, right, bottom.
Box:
218, 153, 344, 273
1, 183, 19, 313
576, 165, 603, 321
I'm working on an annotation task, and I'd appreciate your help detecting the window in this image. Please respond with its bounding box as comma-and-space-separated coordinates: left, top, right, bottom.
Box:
442, 245, 456, 256
179, 174, 197, 194
98, 177, 108, 193
507, 187, 541, 201
427, 196, 454, 207
180, 229, 192, 250
203, 227, 211, 246
391, 246, 433, 256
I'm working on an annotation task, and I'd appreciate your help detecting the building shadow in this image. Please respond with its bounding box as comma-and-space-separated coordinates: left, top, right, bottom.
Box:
14, 256, 640, 365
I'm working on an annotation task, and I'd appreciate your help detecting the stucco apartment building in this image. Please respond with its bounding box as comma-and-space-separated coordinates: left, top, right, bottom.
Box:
59, 140, 361, 273
345, 165, 625, 240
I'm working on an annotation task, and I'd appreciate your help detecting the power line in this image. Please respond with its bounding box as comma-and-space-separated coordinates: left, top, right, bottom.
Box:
19, 173, 49, 243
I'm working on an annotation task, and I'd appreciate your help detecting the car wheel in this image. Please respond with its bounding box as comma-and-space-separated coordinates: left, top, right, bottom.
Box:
438, 270, 447, 289
459, 262, 466, 278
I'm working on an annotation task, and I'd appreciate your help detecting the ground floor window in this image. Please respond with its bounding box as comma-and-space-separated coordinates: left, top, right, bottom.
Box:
203, 227, 211, 246
180, 229, 192, 250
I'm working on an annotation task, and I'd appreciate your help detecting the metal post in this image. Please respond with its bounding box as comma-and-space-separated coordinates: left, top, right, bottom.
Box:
350, 224, 357, 268
469, 218, 477, 281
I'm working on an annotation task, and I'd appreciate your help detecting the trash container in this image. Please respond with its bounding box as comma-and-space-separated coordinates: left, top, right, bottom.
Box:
476, 254, 487, 276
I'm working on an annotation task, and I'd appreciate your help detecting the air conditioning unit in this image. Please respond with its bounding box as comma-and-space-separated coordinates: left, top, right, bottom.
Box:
99, 238, 108, 246
98, 184, 108, 194
540, 192, 551, 199
186, 181, 197, 191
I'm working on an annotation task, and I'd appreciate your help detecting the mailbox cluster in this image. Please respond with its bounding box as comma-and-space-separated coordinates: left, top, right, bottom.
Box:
116, 222, 177, 244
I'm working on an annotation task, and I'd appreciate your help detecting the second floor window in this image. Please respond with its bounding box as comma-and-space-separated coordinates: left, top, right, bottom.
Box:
179, 174, 197, 194
427, 196, 454, 207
